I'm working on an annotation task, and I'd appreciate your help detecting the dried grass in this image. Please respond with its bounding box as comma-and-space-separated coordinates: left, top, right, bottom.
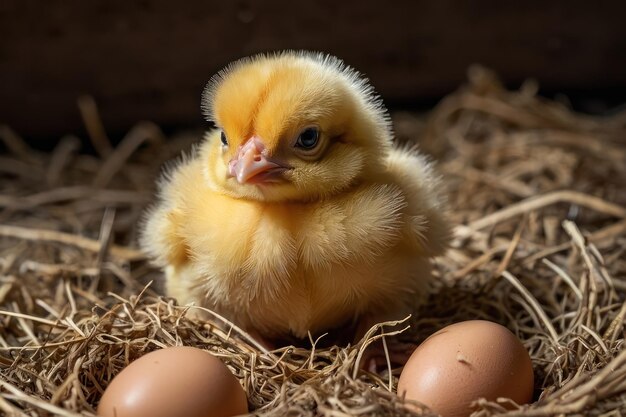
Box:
0, 67, 625, 416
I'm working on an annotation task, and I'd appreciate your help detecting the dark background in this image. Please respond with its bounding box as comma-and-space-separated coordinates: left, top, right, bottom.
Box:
2, 0, 625, 141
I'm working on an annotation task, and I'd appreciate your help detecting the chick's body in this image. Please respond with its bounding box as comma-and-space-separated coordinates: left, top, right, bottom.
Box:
141, 52, 450, 340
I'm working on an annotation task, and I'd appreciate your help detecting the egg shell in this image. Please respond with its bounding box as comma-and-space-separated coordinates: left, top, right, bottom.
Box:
98, 346, 247, 417
397, 320, 534, 417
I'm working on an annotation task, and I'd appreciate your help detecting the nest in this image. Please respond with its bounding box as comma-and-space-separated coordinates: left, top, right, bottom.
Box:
0, 67, 625, 416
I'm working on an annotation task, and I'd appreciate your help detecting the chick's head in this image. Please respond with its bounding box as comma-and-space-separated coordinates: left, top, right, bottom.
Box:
201, 52, 392, 202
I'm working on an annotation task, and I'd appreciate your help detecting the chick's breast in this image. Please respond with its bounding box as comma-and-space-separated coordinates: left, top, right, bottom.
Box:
143, 149, 447, 339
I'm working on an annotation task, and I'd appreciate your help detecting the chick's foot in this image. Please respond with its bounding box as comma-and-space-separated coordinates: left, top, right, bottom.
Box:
361, 339, 417, 374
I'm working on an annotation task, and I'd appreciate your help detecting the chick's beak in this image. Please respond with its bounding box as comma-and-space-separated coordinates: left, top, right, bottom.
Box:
228, 136, 286, 184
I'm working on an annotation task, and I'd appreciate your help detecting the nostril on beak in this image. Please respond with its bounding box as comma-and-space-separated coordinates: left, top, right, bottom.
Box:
254, 156, 262, 162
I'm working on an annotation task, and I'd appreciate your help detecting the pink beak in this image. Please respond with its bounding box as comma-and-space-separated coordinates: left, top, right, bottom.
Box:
228, 136, 286, 184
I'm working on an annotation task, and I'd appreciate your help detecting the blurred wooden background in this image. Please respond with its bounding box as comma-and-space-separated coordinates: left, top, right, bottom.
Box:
1, 0, 625, 139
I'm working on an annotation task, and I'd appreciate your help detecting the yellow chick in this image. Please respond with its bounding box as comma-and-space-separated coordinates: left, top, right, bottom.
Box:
141, 51, 450, 344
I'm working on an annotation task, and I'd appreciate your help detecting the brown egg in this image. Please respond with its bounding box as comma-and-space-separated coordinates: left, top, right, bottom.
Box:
98, 346, 247, 417
397, 320, 534, 417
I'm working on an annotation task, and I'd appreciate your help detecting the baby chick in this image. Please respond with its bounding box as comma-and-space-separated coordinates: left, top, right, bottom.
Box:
141, 51, 450, 345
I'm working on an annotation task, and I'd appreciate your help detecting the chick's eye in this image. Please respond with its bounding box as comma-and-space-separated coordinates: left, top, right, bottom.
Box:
295, 127, 319, 149
220, 131, 228, 146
